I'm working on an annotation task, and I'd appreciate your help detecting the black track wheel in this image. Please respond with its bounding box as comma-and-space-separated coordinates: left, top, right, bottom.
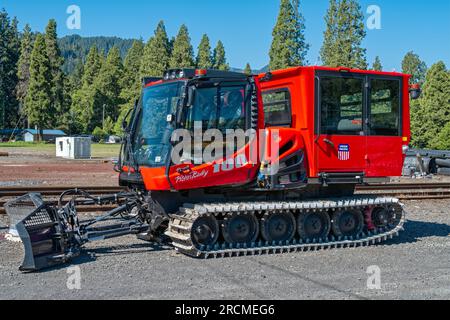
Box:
297, 211, 331, 241
332, 209, 364, 238
371, 207, 391, 228
372, 205, 402, 228
222, 212, 259, 245
261, 211, 296, 243
191, 215, 220, 249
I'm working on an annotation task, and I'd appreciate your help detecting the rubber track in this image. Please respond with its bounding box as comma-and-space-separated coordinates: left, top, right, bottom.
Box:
166, 196, 405, 258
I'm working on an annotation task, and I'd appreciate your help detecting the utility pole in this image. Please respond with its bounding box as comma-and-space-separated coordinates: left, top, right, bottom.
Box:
102, 104, 106, 130
0, 61, 4, 130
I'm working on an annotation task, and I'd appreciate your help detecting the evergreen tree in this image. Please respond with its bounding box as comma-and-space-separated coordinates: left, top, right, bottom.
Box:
401, 51, 427, 84
196, 34, 212, 69
70, 46, 104, 133
81, 46, 103, 86
320, 0, 367, 69
169, 24, 195, 69
403, 52, 427, 148
434, 122, 450, 150
116, 40, 144, 134
212, 41, 229, 71
140, 21, 170, 77
25, 34, 54, 140
0, 10, 20, 129
372, 56, 382, 71
168, 36, 175, 56
320, 0, 338, 67
122, 40, 144, 92
244, 63, 252, 75
415, 62, 450, 149
94, 47, 124, 128
68, 58, 84, 92
269, 0, 309, 70
44, 19, 66, 125
16, 24, 34, 127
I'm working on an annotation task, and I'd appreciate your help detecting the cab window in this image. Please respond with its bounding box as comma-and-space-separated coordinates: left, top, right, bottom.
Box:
369, 79, 401, 136
262, 88, 292, 127
320, 77, 364, 135
185, 85, 247, 132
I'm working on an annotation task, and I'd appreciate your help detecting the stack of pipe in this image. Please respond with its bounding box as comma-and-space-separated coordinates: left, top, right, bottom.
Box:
403, 149, 450, 176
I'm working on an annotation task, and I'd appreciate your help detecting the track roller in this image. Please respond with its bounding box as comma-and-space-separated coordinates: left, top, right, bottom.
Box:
331, 209, 364, 238
222, 212, 259, 245
297, 211, 331, 241
260, 211, 296, 242
191, 214, 220, 249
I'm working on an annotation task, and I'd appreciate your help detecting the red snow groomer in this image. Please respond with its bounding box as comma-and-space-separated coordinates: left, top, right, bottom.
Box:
6, 66, 421, 271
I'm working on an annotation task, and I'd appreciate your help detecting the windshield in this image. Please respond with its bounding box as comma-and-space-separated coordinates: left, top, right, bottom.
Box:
182, 82, 250, 163
133, 82, 182, 167
185, 83, 249, 132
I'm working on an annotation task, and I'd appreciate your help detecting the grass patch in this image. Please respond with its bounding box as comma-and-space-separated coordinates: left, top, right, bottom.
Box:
0, 141, 51, 148
92, 144, 121, 158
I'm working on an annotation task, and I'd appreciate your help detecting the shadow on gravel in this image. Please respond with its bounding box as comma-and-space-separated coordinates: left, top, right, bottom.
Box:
90, 242, 172, 256
36, 242, 172, 273
385, 220, 450, 246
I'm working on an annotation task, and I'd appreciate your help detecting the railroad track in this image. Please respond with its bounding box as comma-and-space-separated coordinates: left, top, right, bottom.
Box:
0, 186, 125, 215
357, 183, 450, 200
0, 183, 449, 215
0, 186, 125, 197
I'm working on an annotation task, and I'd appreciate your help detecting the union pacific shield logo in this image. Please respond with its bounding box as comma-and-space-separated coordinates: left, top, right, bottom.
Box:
338, 144, 350, 161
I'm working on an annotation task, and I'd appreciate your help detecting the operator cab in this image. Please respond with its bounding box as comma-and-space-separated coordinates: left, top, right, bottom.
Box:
258, 66, 412, 188
119, 68, 258, 190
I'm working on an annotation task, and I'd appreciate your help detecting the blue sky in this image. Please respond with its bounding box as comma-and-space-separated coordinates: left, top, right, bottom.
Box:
1, 0, 449, 71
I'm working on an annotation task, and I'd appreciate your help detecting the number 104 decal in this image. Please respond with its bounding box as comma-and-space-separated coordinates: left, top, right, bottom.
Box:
213, 155, 248, 173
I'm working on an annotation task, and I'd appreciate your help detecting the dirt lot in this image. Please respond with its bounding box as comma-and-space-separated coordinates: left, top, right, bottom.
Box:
0, 200, 449, 300
0, 144, 120, 187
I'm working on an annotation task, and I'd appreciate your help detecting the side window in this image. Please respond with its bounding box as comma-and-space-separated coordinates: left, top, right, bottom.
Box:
262, 88, 292, 127
320, 77, 364, 135
370, 79, 401, 136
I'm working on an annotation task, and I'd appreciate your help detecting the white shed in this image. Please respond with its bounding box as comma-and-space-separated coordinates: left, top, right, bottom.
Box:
56, 137, 91, 159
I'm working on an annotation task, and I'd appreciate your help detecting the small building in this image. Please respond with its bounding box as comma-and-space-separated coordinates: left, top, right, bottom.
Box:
56, 137, 92, 159
23, 129, 66, 143
0, 129, 24, 142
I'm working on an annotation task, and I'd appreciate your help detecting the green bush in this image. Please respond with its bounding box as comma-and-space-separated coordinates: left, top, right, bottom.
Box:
92, 127, 107, 142
431, 122, 450, 150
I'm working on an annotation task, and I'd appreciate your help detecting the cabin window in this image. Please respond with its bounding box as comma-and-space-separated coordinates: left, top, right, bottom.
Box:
262, 88, 292, 127
369, 79, 401, 136
319, 77, 364, 135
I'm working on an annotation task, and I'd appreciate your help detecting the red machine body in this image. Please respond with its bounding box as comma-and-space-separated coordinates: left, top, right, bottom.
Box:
8, 66, 414, 271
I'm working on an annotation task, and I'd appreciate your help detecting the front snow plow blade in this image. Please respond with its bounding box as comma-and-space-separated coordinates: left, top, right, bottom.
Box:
6, 189, 150, 272
5, 193, 75, 272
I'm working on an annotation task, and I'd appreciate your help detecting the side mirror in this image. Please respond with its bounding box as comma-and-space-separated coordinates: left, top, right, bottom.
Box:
121, 105, 135, 131
409, 84, 421, 100
121, 117, 129, 132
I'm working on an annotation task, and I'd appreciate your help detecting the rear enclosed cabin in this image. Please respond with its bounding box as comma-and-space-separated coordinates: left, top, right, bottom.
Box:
258, 66, 411, 185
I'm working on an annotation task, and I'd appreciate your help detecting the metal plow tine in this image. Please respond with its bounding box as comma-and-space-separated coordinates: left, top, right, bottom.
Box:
5, 193, 74, 272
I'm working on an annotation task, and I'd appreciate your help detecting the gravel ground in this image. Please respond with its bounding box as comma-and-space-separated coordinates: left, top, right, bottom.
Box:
0, 200, 449, 300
